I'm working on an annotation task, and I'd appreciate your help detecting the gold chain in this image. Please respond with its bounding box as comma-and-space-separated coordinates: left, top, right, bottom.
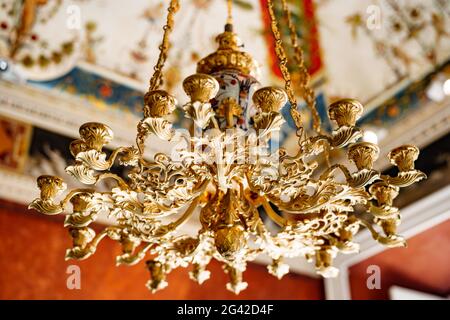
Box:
266, 0, 303, 131
280, 0, 323, 134
148, 0, 180, 91
227, 0, 233, 24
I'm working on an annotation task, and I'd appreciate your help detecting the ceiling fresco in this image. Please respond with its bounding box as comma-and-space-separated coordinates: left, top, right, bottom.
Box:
0, 0, 323, 85
318, 0, 450, 102
0, 0, 449, 209
1, 1, 449, 120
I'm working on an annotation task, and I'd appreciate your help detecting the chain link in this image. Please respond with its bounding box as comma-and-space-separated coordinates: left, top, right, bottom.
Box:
266, 0, 303, 130
280, 0, 323, 135
148, 0, 180, 92
227, 0, 233, 24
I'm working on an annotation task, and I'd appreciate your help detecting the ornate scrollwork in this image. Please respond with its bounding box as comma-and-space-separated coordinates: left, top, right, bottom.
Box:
330, 126, 362, 148
183, 101, 216, 129
349, 169, 380, 188
252, 111, 285, 137
384, 170, 427, 187
253, 86, 288, 113
328, 99, 363, 128
348, 142, 380, 170
216, 97, 243, 128
183, 73, 220, 103
29, 2, 426, 294
140, 117, 175, 141
76, 149, 110, 171
29, 175, 67, 215
144, 90, 177, 118
79, 122, 113, 151
66, 164, 98, 185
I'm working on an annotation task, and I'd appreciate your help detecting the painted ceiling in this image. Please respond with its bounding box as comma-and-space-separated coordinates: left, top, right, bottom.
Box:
0, 0, 449, 207
1, 0, 448, 99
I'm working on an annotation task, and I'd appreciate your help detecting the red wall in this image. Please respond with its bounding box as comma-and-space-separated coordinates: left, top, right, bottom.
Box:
4, 199, 448, 300
0, 200, 324, 300
349, 220, 450, 299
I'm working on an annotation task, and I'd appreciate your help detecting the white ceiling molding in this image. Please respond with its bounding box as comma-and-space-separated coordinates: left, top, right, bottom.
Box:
0, 80, 175, 156
389, 286, 448, 300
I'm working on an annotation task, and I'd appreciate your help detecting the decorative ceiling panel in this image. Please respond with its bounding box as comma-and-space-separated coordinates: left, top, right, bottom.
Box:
1, 0, 449, 210
317, 0, 450, 103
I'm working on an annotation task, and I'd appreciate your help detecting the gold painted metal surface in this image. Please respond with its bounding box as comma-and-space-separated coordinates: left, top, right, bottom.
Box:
196, 29, 258, 77
28, 0, 426, 295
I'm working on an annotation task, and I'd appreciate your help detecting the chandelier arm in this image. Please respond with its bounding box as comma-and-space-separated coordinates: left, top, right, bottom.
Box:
116, 242, 154, 266
78, 146, 139, 172
265, 0, 303, 131
154, 196, 201, 237
95, 172, 130, 190
267, 191, 331, 215
280, 0, 323, 135
242, 170, 287, 227
138, 157, 156, 168
304, 134, 332, 167
261, 197, 287, 227
280, 132, 330, 162
148, 0, 180, 92
319, 164, 353, 182
60, 188, 98, 208
66, 226, 123, 261
358, 218, 406, 247
31, 188, 97, 216
104, 147, 127, 168
146, 178, 210, 218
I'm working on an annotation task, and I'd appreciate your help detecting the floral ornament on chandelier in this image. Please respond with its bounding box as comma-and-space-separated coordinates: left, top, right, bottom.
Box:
29, 0, 426, 294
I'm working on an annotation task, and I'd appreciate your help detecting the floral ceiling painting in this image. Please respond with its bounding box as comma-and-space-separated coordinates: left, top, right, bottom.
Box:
1, 0, 448, 121
318, 0, 450, 103
0, 0, 449, 207
0, 0, 324, 113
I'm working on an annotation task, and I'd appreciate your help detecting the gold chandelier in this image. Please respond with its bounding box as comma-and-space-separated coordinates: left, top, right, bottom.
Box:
29, 0, 426, 294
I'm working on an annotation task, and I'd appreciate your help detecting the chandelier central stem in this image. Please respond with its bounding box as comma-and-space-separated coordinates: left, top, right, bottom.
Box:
226, 0, 234, 25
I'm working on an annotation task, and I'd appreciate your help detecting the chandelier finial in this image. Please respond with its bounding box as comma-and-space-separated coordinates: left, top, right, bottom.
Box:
196, 21, 257, 76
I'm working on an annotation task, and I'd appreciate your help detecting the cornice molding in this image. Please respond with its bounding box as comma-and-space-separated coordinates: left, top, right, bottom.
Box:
0, 80, 175, 156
